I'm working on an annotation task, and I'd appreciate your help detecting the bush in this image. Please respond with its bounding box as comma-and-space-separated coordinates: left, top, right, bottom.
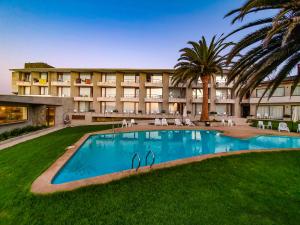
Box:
250, 119, 299, 132
0, 125, 48, 142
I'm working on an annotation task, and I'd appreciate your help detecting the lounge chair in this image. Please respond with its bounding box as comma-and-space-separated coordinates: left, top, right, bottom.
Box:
278, 122, 290, 132
297, 124, 300, 133
257, 121, 265, 129
221, 118, 226, 126
154, 118, 161, 126
161, 118, 168, 126
175, 118, 183, 126
185, 118, 195, 126
129, 119, 136, 127
122, 119, 128, 128
266, 121, 272, 129
228, 119, 233, 127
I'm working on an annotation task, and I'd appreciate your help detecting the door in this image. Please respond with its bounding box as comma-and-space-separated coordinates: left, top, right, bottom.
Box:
241, 104, 250, 118
46, 107, 55, 126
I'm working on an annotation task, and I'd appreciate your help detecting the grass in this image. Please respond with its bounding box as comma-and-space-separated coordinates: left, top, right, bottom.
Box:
1, 125, 300, 225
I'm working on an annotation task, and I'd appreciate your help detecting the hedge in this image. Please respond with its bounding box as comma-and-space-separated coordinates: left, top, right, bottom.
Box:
0, 125, 48, 141
250, 119, 299, 132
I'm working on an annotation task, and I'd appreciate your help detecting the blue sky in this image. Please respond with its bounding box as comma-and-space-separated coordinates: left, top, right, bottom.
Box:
0, 0, 261, 93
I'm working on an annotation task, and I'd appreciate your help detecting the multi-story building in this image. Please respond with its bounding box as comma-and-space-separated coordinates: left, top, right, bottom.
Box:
6, 63, 240, 126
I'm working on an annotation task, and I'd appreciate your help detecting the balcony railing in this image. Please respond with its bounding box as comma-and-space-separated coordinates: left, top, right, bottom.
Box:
32, 79, 49, 86
51, 80, 71, 86
121, 94, 139, 102
215, 96, 235, 104
97, 80, 116, 86
168, 97, 186, 103
145, 79, 163, 87
16, 81, 31, 86
97, 95, 116, 102
74, 96, 94, 101
74, 79, 93, 86
121, 81, 139, 87
144, 94, 163, 102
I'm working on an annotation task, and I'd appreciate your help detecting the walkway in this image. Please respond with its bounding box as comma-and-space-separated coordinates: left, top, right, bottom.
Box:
0, 126, 65, 151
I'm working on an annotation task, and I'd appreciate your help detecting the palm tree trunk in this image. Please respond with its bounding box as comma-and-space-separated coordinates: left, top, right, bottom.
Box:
200, 75, 210, 121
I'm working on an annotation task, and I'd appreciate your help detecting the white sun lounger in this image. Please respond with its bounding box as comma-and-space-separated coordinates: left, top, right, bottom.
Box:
257, 121, 265, 129
228, 119, 233, 127
129, 119, 136, 127
266, 121, 272, 129
175, 118, 183, 126
297, 124, 300, 133
185, 118, 195, 126
154, 118, 161, 126
122, 119, 128, 128
221, 118, 226, 126
278, 122, 290, 132
161, 118, 168, 126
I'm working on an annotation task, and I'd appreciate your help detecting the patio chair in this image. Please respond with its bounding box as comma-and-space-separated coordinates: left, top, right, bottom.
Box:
278, 122, 290, 132
257, 121, 265, 129
161, 118, 168, 126
154, 118, 161, 126
221, 118, 226, 126
297, 124, 300, 133
129, 119, 136, 127
122, 119, 128, 128
174, 118, 183, 126
228, 119, 233, 127
266, 121, 272, 129
185, 118, 195, 126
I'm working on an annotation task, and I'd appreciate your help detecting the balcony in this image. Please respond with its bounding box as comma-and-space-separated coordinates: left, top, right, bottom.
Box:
121, 81, 139, 87
121, 95, 139, 102
250, 95, 300, 104
32, 79, 49, 86
16, 81, 31, 86
97, 96, 116, 102
168, 97, 186, 103
97, 80, 116, 87
51, 80, 71, 86
145, 79, 163, 87
144, 95, 163, 102
215, 96, 235, 104
192, 82, 211, 88
74, 79, 93, 87
74, 96, 93, 101
169, 81, 186, 87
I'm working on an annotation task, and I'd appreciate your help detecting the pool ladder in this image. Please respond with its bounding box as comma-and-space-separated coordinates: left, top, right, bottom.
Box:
131, 150, 155, 171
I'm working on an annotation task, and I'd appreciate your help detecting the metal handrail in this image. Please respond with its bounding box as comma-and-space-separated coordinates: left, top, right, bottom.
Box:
145, 150, 155, 168
131, 153, 141, 171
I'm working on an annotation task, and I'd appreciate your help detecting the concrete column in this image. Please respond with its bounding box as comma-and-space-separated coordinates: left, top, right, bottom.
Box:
162, 73, 169, 112
139, 73, 146, 113
186, 86, 193, 113
32, 105, 47, 126
11, 72, 19, 94
93, 72, 101, 113
31, 72, 40, 95
49, 72, 57, 96
116, 72, 123, 113
70, 72, 79, 97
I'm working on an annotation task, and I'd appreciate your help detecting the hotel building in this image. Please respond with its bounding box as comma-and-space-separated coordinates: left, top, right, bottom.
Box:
0, 63, 241, 128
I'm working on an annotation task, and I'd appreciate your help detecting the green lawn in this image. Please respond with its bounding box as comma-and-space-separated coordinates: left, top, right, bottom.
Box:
1, 125, 300, 225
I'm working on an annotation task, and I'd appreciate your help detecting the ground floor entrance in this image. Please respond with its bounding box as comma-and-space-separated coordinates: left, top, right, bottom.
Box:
46, 106, 55, 127
241, 104, 250, 118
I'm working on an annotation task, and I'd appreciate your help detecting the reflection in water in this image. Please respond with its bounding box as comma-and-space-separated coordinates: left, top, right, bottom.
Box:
52, 130, 300, 184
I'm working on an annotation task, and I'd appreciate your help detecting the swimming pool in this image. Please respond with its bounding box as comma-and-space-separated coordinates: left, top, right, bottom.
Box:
52, 130, 300, 184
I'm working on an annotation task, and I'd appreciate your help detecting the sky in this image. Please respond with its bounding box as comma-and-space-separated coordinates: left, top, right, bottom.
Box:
0, 0, 262, 94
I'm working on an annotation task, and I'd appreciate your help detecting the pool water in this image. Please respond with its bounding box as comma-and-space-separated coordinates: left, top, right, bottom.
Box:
52, 130, 300, 184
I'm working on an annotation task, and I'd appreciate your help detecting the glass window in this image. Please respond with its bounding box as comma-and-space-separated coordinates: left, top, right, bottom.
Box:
216, 89, 229, 99
216, 105, 227, 115
102, 74, 116, 83
123, 88, 137, 97
194, 103, 202, 115
124, 74, 139, 83
123, 102, 138, 113
58, 87, 71, 97
169, 88, 185, 98
293, 86, 300, 96
24, 87, 30, 95
101, 102, 116, 113
152, 74, 162, 83
193, 89, 203, 98
0, 106, 28, 124
80, 73, 91, 80
272, 87, 285, 97
40, 72, 48, 81
23, 73, 31, 82
146, 103, 162, 114
257, 106, 269, 117
102, 88, 116, 97
256, 89, 268, 98
79, 102, 90, 112
146, 88, 162, 98
215, 75, 227, 83
40, 87, 49, 95
58, 73, 71, 82
269, 106, 283, 119
79, 87, 92, 97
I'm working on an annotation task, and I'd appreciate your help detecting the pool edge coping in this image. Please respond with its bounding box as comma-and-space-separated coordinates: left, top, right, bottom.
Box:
31, 126, 300, 194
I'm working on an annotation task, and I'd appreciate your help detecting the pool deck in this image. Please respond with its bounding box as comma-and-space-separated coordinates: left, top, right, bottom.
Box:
31, 125, 300, 194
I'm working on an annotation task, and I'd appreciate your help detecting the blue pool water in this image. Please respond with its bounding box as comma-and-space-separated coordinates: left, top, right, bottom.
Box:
52, 130, 300, 184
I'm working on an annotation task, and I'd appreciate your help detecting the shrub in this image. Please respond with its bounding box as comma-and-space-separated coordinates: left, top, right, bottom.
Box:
0, 125, 48, 142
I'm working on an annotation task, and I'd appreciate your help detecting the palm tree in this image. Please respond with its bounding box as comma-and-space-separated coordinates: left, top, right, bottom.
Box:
172, 35, 232, 121
225, 0, 300, 99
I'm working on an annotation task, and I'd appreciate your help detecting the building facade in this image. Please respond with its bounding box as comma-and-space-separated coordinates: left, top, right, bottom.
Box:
8, 64, 241, 126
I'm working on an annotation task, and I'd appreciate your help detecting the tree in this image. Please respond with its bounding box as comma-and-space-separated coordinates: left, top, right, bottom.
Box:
225, 0, 300, 99
172, 35, 232, 121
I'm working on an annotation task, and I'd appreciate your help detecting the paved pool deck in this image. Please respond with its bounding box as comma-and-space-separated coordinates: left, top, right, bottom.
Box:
31, 124, 300, 194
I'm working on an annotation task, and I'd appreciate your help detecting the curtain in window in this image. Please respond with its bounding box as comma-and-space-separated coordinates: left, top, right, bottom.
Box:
257, 106, 269, 116
269, 106, 283, 119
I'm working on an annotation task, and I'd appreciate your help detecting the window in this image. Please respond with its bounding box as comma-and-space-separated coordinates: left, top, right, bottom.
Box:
23, 73, 31, 82
80, 73, 91, 80
169, 103, 183, 114
124, 74, 139, 83
24, 87, 30, 95
101, 102, 116, 113
169, 88, 185, 98
123, 102, 138, 113
194, 103, 202, 115
215, 75, 227, 84
40, 87, 49, 95
272, 87, 284, 97
256, 89, 268, 98
147, 74, 162, 83
0, 106, 28, 124
58, 73, 71, 82
216, 105, 227, 115
216, 89, 230, 99
124, 88, 138, 97
40, 72, 48, 81
269, 106, 283, 119
146, 88, 162, 98
102, 88, 116, 97
257, 106, 269, 117
256, 87, 284, 97
102, 74, 116, 83
79, 102, 90, 113
193, 89, 203, 98
146, 103, 162, 114
79, 87, 92, 97
58, 87, 71, 97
